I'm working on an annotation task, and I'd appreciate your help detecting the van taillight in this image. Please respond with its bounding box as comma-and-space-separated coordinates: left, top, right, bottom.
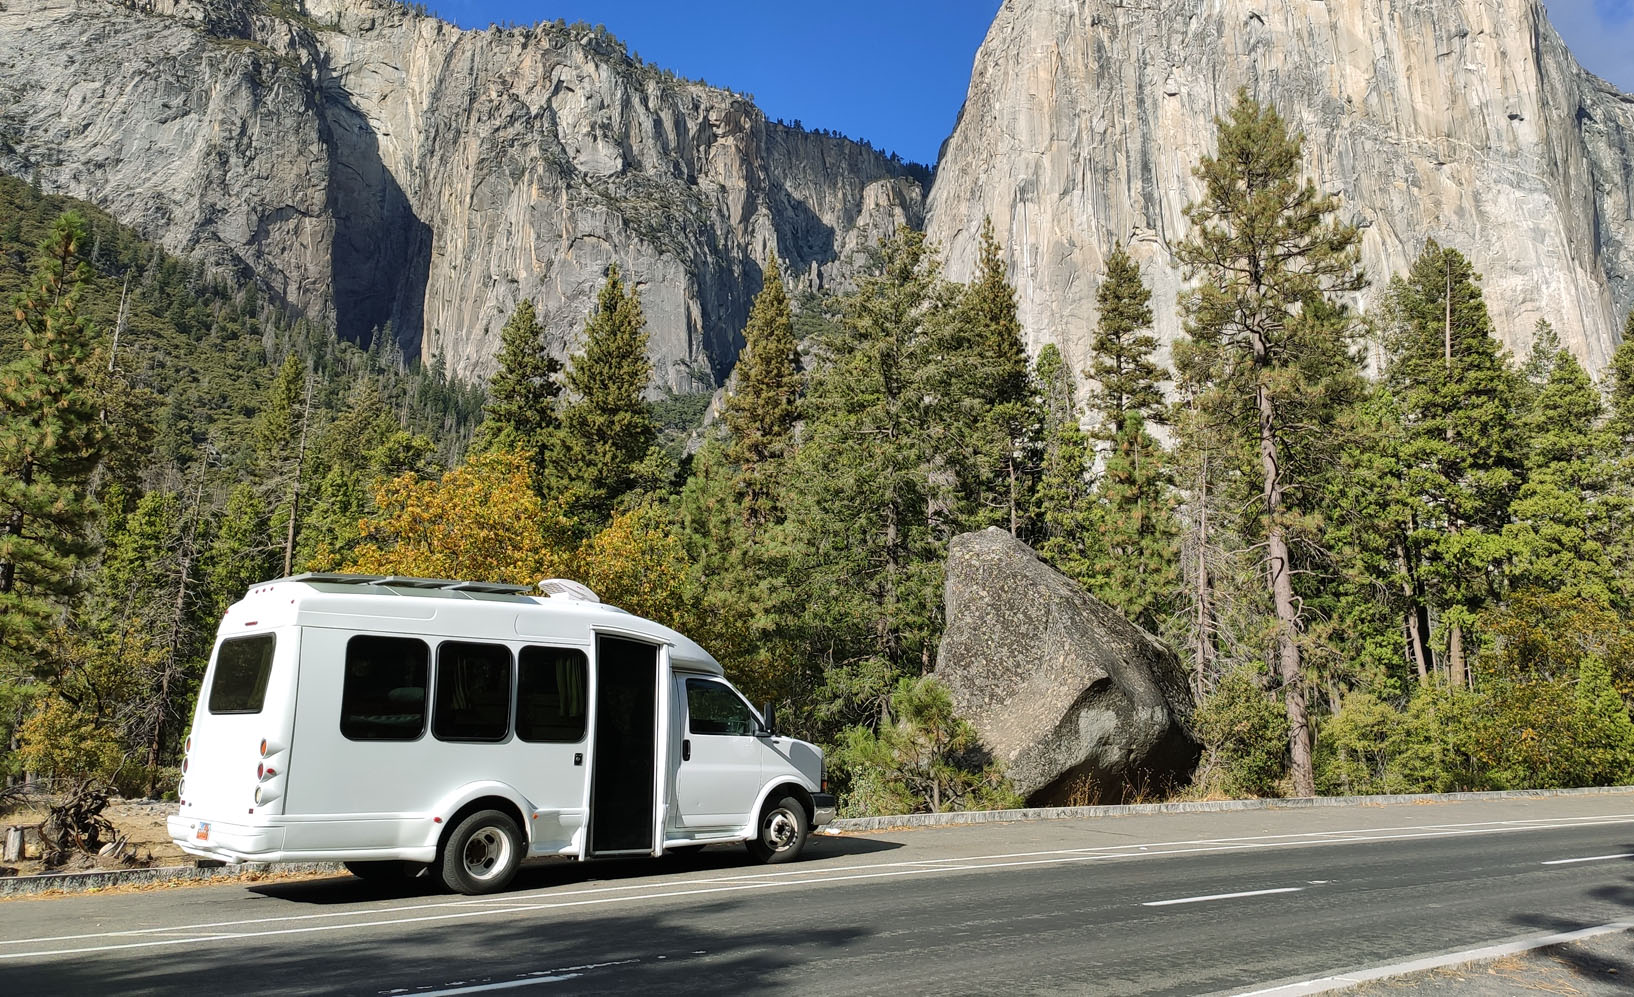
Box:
185, 736, 191, 752
182, 757, 189, 773
257, 762, 263, 779
259, 738, 269, 756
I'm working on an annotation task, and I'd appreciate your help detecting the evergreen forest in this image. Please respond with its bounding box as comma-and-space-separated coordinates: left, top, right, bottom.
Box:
5, 94, 1634, 814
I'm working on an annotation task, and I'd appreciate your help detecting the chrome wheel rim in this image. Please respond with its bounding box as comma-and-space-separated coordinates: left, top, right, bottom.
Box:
462, 826, 512, 881
763, 808, 799, 853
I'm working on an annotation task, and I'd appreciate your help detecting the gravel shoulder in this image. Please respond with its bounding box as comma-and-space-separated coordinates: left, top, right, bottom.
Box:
1352, 932, 1633, 996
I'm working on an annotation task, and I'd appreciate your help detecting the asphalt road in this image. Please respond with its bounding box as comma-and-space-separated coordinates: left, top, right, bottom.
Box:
5, 794, 1634, 996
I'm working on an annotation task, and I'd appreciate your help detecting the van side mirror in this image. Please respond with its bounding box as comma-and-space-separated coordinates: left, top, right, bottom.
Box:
759, 702, 777, 737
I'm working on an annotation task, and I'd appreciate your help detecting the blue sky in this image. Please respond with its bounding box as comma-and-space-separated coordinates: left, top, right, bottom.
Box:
437, 1, 1634, 165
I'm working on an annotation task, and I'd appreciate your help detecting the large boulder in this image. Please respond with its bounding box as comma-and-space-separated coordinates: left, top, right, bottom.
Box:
935, 528, 1200, 804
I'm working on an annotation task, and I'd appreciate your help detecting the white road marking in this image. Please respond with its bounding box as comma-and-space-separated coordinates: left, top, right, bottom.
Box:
1143, 887, 1305, 907
1231, 919, 1634, 996
412, 974, 581, 995
6, 813, 1634, 960
1540, 852, 1634, 865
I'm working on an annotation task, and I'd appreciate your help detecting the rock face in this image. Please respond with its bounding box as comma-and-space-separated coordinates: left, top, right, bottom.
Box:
925, 0, 1634, 383
0, 0, 923, 387
935, 528, 1199, 805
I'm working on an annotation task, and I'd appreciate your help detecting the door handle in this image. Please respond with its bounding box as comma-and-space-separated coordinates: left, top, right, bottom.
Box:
682, 739, 691, 762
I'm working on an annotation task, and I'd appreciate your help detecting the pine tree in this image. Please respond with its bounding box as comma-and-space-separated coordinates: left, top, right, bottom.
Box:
960, 220, 1037, 535
724, 255, 801, 527
1089, 411, 1180, 632
1384, 242, 1525, 687
549, 265, 657, 529
1507, 352, 1616, 604
471, 299, 563, 467
1521, 319, 1562, 391
782, 230, 960, 730
0, 213, 106, 677
1088, 243, 1164, 434
1031, 344, 1101, 585
1174, 92, 1367, 797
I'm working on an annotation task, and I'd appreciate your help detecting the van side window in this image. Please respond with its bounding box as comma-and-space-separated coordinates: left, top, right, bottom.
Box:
686, 678, 756, 737
516, 647, 588, 743
341, 636, 429, 741
433, 642, 513, 743
208, 635, 277, 715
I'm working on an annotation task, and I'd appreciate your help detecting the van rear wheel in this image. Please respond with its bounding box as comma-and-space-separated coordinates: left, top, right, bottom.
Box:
439, 810, 523, 895
746, 795, 809, 864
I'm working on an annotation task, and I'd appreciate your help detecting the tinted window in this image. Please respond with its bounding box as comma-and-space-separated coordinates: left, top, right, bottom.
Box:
687, 679, 756, 737
517, 647, 588, 743
341, 636, 429, 741
208, 635, 277, 715
433, 642, 512, 742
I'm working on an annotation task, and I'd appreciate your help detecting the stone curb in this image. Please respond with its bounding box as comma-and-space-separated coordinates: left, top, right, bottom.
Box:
825, 785, 1634, 832
6, 785, 1631, 897
0, 861, 344, 899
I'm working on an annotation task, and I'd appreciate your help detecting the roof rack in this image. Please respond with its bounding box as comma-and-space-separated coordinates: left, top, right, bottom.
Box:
278, 573, 535, 596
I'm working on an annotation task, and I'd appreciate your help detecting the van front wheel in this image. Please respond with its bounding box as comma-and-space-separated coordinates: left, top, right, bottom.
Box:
440, 810, 523, 895
747, 795, 809, 864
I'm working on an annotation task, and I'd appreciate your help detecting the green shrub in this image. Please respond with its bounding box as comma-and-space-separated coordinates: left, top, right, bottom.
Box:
830, 677, 1023, 817
1193, 669, 1290, 798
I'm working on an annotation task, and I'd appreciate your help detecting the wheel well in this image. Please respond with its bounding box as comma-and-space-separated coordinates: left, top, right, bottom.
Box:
438, 796, 528, 856
767, 783, 814, 826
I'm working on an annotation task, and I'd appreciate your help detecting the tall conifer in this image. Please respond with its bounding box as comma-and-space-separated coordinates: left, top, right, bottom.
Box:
1506, 352, 1615, 604
551, 265, 657, 529
1384, 242, 1525, 687
961, 220, 1036, 535
473, 299, 563, 468
1088, 244, 1164, 434
725, 255, 801, 526
1174, 92, 1366, 797
0, 213, 106, 673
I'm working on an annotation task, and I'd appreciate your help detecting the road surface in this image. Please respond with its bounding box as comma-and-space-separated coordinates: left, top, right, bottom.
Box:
4, 793, 1634, 995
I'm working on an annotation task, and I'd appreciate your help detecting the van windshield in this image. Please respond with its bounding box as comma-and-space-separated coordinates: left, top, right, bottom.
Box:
208, 634, 277, 715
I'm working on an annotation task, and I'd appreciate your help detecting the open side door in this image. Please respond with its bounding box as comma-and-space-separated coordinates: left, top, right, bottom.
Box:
586, 634, 663, 857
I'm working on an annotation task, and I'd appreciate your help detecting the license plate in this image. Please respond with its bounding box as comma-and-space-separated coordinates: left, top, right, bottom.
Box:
196, 822, 210, 841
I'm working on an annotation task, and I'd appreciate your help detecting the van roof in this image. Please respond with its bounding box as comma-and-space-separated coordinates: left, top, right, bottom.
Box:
236, 574, 724, 675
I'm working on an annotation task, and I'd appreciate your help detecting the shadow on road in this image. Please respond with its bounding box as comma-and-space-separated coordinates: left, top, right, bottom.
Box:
17, 898, 874, 996
246, 832, 906, 905
1506, 850, 1634, 986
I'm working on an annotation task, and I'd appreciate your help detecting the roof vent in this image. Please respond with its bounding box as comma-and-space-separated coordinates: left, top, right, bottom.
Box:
538, 579, 601, 603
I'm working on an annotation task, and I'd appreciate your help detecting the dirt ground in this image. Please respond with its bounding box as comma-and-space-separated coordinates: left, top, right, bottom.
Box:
1, 798, 185, 878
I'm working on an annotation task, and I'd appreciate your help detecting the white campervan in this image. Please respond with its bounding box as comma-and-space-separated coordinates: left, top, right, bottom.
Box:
168, 574, 835, 894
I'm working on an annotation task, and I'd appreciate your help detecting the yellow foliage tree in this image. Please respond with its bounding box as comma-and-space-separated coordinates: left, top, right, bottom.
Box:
345, 452, 779, 702
347, 450, 576, 584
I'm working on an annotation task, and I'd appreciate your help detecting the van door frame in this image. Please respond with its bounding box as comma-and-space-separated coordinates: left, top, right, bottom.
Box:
578, 628, 672, 860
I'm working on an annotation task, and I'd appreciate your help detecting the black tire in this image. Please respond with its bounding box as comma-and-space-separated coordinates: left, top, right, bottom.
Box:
343, 860, 408, 882
439, 809, 523, 895
746, 795, 809, 864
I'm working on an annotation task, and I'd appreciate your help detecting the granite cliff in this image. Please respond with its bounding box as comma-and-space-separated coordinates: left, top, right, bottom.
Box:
0, 0, 923, 387
925, 0, 1634, 381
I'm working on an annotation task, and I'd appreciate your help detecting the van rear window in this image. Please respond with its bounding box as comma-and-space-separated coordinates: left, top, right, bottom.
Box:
342, 636, 430, 741
517, 647, 588, 743
208, 635, 277, 715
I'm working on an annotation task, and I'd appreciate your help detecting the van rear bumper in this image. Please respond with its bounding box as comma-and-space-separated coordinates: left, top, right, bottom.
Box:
168, 815, 286, 862
168, 815, 439, 865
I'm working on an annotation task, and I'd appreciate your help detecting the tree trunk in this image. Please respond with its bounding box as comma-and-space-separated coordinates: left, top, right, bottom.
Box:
1194, 452, 1213, 693
0, 461, 31, 595
1448, 621, 1467, 690
1396, 542, 1429, 682
1258, 364, 1313, 798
